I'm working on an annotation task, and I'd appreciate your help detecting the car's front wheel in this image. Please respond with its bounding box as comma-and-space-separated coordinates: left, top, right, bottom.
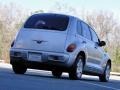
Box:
12, 63, 27, 74
99, 62, 111, 82
69, 55, 83, 80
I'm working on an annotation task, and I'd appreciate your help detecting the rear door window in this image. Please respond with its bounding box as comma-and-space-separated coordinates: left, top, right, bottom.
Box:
81, 22, 92, 40
24, 14, 69, 31
77, 21, 83, 36
90, 27, 99, 43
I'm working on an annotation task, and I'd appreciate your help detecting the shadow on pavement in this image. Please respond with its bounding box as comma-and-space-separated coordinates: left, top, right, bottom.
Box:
1, 67, 120, 83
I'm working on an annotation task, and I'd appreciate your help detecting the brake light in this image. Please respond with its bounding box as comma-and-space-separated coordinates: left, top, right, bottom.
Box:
67, 43, 76, 52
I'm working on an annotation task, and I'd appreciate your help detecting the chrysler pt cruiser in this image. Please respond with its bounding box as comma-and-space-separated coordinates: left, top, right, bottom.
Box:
10, 13, 111, 82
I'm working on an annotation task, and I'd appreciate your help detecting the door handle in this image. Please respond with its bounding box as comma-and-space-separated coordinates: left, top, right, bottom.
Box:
94, 46, 97, 49
82, 41, 86, 44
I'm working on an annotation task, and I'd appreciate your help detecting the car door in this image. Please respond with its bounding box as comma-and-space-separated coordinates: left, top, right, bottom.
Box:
81, 22, 98, 68
90, 27, 104, 67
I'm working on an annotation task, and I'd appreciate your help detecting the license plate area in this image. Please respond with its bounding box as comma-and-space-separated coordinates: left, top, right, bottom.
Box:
28, 53, 42, 62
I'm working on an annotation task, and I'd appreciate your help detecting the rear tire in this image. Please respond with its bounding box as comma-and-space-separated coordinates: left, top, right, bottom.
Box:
52, 70, 62, 78
69, 55, 83, 80
12, 63, 27, 74
99, 63, 111, 82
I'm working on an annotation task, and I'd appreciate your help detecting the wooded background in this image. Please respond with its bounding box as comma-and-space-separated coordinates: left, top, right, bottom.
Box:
0, 2, 120, 72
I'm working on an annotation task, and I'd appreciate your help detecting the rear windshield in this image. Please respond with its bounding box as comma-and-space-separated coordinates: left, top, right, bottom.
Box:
24, 14, 69, 31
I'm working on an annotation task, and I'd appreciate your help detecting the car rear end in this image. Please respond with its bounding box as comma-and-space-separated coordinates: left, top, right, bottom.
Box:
10, 13, 72, 71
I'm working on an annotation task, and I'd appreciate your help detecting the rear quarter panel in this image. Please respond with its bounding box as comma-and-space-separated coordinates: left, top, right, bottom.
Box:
64, 17, 87, 66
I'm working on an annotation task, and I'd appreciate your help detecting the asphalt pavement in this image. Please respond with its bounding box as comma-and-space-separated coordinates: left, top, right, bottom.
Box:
0, 63, 120, 90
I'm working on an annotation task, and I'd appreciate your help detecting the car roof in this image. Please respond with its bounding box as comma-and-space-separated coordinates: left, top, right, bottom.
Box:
32, 13, 77, 19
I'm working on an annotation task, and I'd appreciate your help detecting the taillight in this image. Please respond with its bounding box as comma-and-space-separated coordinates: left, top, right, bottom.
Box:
67, 43, 76, 52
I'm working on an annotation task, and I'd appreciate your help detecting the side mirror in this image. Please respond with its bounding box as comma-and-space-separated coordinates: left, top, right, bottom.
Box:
99, 41, 106, 47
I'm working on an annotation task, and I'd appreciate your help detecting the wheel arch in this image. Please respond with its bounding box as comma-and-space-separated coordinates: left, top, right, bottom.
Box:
107, 59, 111, 69
77, 51, 86, 67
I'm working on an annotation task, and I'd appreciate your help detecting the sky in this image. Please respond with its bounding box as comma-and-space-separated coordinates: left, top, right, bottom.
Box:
0, 0, 120, 18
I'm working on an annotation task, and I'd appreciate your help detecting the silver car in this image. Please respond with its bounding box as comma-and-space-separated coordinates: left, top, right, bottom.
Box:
10, 13, 111, 82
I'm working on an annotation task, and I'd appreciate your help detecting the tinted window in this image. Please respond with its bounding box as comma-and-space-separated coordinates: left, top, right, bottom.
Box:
77, 21, 83, 35
24, 14, 69, 31
81, 22, 92, 40
90, 28, 99, 42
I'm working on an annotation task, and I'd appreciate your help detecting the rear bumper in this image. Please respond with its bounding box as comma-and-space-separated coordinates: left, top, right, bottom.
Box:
10, 48, 72, 71
10, 57, 70, 72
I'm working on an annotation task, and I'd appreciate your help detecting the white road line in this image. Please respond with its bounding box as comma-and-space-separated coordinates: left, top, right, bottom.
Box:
80, 80, 120, 90
27, 71, 120, 90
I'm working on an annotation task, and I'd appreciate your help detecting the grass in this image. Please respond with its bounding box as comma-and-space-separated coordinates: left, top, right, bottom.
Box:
112, 61, 120, 72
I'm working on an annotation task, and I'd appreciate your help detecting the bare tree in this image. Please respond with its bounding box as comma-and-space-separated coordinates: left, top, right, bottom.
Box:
0, 2, 120, 72
49, 1, 77, 16
48, 1, 120, 72
82, 11, 120, 71
0, 3, 28, 62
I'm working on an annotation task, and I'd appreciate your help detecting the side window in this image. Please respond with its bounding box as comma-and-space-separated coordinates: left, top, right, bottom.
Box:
90, 28, 99, 43
77, 21, 82, 35
81, 22, 92, 40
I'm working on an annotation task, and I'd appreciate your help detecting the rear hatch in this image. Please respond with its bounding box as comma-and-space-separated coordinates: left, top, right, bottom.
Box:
14, 13, 69, 53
